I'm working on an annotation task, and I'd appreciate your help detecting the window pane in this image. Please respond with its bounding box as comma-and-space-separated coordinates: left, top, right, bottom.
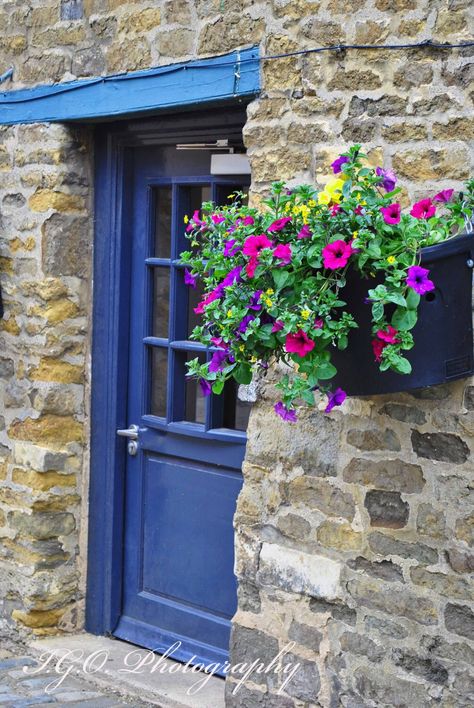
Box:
150, 347, 168, 418
187, 277, 205, 339
154, 187, 172, 258
152, 267, 170, 338
184, 351, 206, 424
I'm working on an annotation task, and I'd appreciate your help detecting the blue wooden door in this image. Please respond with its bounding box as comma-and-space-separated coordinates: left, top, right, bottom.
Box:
112, 144, 250, 667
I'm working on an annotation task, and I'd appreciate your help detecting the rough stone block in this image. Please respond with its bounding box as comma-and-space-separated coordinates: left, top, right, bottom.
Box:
364, 490, 409, 529
343, 458, 425, 493
348, 577, 438, 625
411, 431, 470, 464
445, 604, 474, 640
258, 543, 342, 600
368, 531, 438, 565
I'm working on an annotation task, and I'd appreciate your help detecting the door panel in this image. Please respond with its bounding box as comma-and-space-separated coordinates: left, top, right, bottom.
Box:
113, 142, 250, 667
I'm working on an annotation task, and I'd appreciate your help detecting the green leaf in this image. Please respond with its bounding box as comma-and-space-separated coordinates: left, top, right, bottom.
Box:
233, 363, 252, 385
273, 270, 290, 290
393, 356, 412, 374
371, 302, 384, 321
392, 308, 418, 330
316, 361, 337, 380
406, 289, 421, 310
212, 380, 225, 395
386, 292, 407, 307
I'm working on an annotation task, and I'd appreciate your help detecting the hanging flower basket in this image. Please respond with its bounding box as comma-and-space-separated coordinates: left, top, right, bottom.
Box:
180, 146, 474, 422
331, 232, 474, 395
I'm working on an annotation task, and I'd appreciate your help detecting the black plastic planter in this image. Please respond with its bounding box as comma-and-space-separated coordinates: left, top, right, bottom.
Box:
331, 233, 474, 396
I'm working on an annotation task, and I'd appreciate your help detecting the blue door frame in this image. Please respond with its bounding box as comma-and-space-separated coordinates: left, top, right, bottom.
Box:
86, 105, 252, 639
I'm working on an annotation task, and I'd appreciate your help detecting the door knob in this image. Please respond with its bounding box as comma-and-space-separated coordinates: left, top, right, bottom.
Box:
117, 424, 139, 456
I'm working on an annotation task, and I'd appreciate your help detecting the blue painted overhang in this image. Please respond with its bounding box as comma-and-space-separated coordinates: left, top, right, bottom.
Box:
0, 47, 260, 125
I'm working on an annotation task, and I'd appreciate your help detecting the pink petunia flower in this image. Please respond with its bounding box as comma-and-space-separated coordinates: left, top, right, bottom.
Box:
246, 256, 258, 278
433, 189, 454, 204
354, 205, 364, 216
243, 233, 273, 257
322, 240, 355, 270
314, 318, 324, 329
406, 265, 435, 294
285, 329, 315, 357
372, 338, 386, 362
271, 320, 284, 333
274, 401, 297, 422
380, 203, 401, 224
376, 326, 400, 344
273, 243, 292, 265
410, 199, 436, 220
267, 217, 292, 233
329, 204, 341, 217
325, 387, 346, 413
242, 215, 255, 226
211, 213, 225, 224
297, 224, 312, 239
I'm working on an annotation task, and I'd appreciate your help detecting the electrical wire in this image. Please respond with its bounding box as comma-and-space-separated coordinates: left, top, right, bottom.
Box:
1, 39, 473, 99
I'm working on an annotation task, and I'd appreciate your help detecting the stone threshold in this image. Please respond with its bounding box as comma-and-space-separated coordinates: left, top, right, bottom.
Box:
28, 633, 225, 708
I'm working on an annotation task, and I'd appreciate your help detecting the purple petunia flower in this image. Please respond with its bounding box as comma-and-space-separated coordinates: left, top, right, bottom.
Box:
376, 167, 397, 192
184, 268, 197, 288
209, 349, 228, 373
238, 315, 255, 333
223, 239, 241, 257
221, 265, 243, 288
331, 155, 350, 174
199, 379, 212, 397
274, 401, 297, 422
271, 320, 284, 333
406, 265, 435, 295
325, 387, 346, 413
248, 290, 263, 311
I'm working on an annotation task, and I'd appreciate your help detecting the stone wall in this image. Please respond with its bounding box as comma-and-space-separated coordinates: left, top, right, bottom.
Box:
0, 0, 473, 705
0, 122, 92, 640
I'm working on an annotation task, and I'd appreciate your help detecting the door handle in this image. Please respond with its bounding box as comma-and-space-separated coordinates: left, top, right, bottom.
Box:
117, 424, 139, 456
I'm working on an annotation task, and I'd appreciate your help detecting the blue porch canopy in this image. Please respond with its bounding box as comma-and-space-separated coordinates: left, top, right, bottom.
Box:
0, 47, 260, 125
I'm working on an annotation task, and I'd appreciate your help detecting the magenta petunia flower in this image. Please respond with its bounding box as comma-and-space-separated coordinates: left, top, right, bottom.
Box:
274, 401, 297, 422
354, 205, 364, 216
184, 268, 197, 288
209, 349, 228, 373
314, 318, 324, 329
322, 240, 355, 270
376, 167, 397, 192
297, 224, 312, 239
406, 265, 435, 294
211, 213, 225, 224
372, 338, 386, 362
273, 243, 292, 265
267, 217, 292, 233
194, 288, 221, 314
380, 203, 401, 224
271, 320, 284, 333
242, 215, 255, 226
329, 204, 341, 217
410, 199, 436, 220
376, 325, 400, 344
246, 256, 258, 278
210, 336, 228, 348
199, 379, 212, 397
434, 189, 454, 204
285, 329, 315, 357
223, 239, 240, 257
325, 387, 346, 413
331, 155, 349, 174
243, 233, 273, 257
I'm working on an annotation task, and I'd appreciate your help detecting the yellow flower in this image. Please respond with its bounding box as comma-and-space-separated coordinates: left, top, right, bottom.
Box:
284, 203, 291, 212
239, 344, 245, 352
318, 191, 331, 205
308, 199, 316, 208
250, 355, 257, 363
387, 256, 396, 265
325, 178, 345, 204
300, 309, 311, 320
264, 297, 273, 307
292, 205, 301, 215
266, 288, 274, 295
227, 194, 235, 199
184, 215, 189, 224
352, 231, 358, 238
227, 309, 233, 317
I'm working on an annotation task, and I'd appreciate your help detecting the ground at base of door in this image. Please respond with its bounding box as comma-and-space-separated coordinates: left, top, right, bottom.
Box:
0, 647, 156, 707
